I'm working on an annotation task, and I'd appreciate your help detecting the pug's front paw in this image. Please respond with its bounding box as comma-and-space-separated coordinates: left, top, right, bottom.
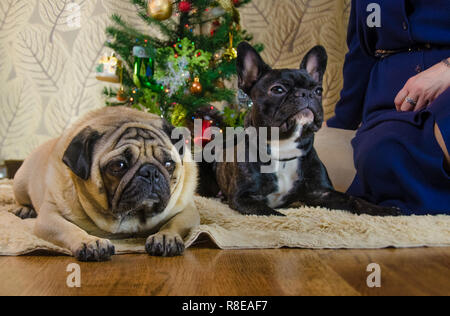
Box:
73, 238, 115, 262
14, 206, 37, 219
145, 232, 185, 257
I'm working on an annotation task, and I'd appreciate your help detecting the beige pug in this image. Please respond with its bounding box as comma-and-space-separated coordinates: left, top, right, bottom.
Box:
13, 107, 199, 261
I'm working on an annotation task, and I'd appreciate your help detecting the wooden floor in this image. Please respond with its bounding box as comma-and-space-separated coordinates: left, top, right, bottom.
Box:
0, 246, 449, 296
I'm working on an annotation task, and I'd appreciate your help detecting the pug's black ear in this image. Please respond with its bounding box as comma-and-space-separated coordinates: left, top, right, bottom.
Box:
62, 127, 102, 180
162, 120, 176, 144
237, 42, 271, 95
300, 45, 328, 83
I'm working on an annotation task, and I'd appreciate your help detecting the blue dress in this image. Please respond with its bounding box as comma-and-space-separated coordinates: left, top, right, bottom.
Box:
327, 0, 450, 215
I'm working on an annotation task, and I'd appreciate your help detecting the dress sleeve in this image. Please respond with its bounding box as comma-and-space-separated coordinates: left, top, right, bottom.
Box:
327, 0, 377, 130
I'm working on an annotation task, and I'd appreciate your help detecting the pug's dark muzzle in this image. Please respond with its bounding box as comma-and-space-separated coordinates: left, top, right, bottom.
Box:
116, 164, 171, 218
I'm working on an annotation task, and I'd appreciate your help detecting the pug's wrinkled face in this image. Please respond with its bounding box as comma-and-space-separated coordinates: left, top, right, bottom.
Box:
99, 127, 178, 219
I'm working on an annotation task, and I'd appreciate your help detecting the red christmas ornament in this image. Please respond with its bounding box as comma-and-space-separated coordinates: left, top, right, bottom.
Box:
179, 1, 191, 13
191, 106, 224, 148
210, 20, 220, 37
194, 119, 213, 147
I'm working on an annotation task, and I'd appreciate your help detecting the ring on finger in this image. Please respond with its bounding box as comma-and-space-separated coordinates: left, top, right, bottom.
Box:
406, 97, 418, 106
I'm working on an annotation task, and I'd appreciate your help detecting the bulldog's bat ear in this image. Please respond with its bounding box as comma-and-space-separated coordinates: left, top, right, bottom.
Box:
62, 127, 102, 180
300, 45, 328, 83
237, 42, 271, 95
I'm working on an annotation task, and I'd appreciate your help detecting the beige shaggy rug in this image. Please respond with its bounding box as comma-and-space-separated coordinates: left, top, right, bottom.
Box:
0, 180, 449, 256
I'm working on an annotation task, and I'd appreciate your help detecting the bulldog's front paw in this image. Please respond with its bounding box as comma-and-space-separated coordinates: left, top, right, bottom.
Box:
369, 206, 403, 217
354, 201, 403, 217
73, 238, 115, 262
145, 232, 185, 257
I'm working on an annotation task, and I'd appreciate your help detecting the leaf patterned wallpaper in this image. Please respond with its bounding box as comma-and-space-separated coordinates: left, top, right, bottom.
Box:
0, 0, 350, 161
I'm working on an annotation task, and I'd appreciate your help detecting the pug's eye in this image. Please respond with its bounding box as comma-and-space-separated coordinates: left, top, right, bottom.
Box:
165, 161, 175, 170
315, 87, 323, 97
107, 161, 128, 174
271, 86, 287, 95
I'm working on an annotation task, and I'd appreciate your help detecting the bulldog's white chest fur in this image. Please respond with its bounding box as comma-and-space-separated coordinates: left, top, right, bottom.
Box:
267, 158, 300, 208
266, 124, 305, 209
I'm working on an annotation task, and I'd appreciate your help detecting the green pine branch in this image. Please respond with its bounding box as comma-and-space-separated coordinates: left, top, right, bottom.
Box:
102, 0, 261, 127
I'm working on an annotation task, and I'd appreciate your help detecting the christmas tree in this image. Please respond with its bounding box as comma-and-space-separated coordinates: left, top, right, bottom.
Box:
100, 0, 262, 128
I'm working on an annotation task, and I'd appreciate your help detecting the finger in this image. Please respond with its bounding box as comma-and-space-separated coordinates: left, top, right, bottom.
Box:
395, 88, 409, 111
414, 95, 428, 112
400, 100, 414, 112
426, 89, 440, 105
400, 95, 417, 112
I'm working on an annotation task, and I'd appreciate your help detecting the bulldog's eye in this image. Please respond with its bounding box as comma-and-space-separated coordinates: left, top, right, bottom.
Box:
271, 86, 286, 95
315, 87, 323, 97
107, 161, 128, 174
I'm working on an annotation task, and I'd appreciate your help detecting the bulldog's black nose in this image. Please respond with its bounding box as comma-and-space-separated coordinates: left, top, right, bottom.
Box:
138, 164, 161, 183
295, 88, 314, 99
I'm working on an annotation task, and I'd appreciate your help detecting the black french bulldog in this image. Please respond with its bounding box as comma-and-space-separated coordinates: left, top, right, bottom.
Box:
200, 42, 400, 217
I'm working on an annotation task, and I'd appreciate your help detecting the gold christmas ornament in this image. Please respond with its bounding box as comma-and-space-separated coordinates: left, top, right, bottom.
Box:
190, 77, 203, 94
217, 0, 233, 11
148, 0, 173, 21
222, 33, 238, 62
117, 86, 127, 102
217, 0, 240, 24
223, 47, 237, 62
171, 103, 188, 127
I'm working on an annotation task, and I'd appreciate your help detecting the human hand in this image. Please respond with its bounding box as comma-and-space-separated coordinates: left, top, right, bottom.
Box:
394, 59, 450, 112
